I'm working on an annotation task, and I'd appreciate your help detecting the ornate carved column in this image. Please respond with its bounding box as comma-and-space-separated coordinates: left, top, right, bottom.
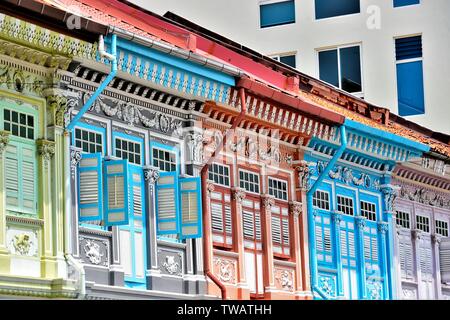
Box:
260, 194, 276, 296
204, 182, 215, 275
432, 235, 443, 299
331, 211, 344, 296
0, 131, 10, 273
289, 201, 304, 295
378, 222, 390, 299
381, 185, 400, 299
295, 160, 312, 293
412, 229, 423, 299
355, 216, 368, 299
144, 166, 161, 283
231, 187, 249, 299
69, 147, 82, 257
37, 139, 58, 278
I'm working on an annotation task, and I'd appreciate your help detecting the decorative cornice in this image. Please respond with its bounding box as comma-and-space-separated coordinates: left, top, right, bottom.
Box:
0, 130, 10, 155
6, 214, 44, 227
37, 139, 55, 161
396, 181, 450, 210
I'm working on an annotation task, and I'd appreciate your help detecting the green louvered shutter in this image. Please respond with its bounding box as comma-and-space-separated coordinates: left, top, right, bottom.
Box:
21, 144, 36, 212
179, 177, 202, 239
156, 171, 179, 235
4, 142, 36, 214
5, 144, 20, 209
104, 159, 130, 226
78, 153, 103, 221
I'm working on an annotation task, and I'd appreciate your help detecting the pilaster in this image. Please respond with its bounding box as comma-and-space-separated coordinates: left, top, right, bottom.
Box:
378, 222, 389, 300
260, 194, 276, 297
355, 216, 367, 299
412, 229, 423, 299
432, 234, 443, 299
231, 187, 249, 299
37, 139, 58, 278
331, 211, 344, 296
289, 201, 304, 295
144, 166, 161, 284
0, 131, 10, 273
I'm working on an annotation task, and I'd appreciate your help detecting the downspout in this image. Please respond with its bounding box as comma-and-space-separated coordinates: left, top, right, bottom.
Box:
66, 34, 118, 131
63, 34, 118, 298
201, 88, 247, 300
306, 124, 348, 299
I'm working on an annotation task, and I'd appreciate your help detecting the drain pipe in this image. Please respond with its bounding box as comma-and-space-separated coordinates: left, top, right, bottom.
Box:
63, 33, 117, 298
306, 124, 348, 299
66, 34, 118, 131
201, 88, 247, 300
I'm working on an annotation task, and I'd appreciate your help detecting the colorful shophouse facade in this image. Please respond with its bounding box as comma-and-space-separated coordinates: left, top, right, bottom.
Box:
1, 0, 450, 301
393, 152, 450, 299
0, 12, 98, 298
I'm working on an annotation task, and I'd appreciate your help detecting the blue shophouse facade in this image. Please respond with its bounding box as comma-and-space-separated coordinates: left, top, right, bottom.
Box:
65, 34, 236, 298
305, 119, 430, 300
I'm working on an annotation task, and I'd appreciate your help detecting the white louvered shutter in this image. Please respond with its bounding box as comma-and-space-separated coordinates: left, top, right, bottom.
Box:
420, 241, 433, 276
78, 153, 103, 221
21, 145, 36, 212
225, 205, 232, 235
243, 211, 254, 239
211, 202, 224, 232
315, 225, 324, 252
324, 227, 332, 253
255, 212, 262, 241
399, 235, 414, 278
272, 216, 282, 244
156, 171, 179, 234
440, 238, 450, 283
180, 177, 202, 239
104, 159, 130, 226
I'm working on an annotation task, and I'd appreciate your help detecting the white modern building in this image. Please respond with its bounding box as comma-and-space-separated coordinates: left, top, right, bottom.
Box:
131, 0, 450, 134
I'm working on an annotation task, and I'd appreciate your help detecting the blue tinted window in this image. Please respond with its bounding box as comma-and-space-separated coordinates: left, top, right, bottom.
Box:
280, 54, 296, 68
319, 49, 339, 88
340, 46, 362, 93
394, 0, 420, 7
260, 0, 295, 28
397, 61, 425, 116
396, 36, 422, 61
315, 0, 360, 19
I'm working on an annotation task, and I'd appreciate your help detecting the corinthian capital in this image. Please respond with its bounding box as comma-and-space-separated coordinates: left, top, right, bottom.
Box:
144, 166, 160, 185
261, 194, 275, 210
232, 187, 246, 204
37, 139, 56, 161
289, 201, 302, 218
0, 130, 10, 155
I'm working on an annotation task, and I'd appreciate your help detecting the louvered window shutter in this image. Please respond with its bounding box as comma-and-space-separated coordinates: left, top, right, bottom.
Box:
225, 205, 232, 235
364, 235, 371, 260
323, 228, 332, 253
104, 159, 130, 226
156, 171, 179, 235
399, 236, 414, 277
21, 145, 36, 212
243, 211, 254, 239
5, 144, 20, 209
4, 142, 36, 214
179, 177, 202, 239
272, 216, 282, 244
420, 242, 433, 275
255, 212, 262, 241
78, 153, 103, 221
282, 218, 290, 245
130, 167, 144, 217
440, 239, 450, 283
211, 202, 224, 233
315, 225, 324, 252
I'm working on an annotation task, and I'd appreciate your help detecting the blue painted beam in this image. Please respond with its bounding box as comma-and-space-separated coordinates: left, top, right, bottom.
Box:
307, 125, 348, 299
67, 35, 118, 132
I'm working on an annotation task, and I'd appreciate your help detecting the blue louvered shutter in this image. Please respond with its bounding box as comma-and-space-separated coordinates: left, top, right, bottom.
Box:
104, 159, 130, 226
179, 177, 202, 239
78, 153, 103, 222
156, 171, 179, 235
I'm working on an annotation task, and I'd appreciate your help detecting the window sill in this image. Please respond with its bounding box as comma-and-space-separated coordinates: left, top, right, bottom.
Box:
157, 239, 186, 249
